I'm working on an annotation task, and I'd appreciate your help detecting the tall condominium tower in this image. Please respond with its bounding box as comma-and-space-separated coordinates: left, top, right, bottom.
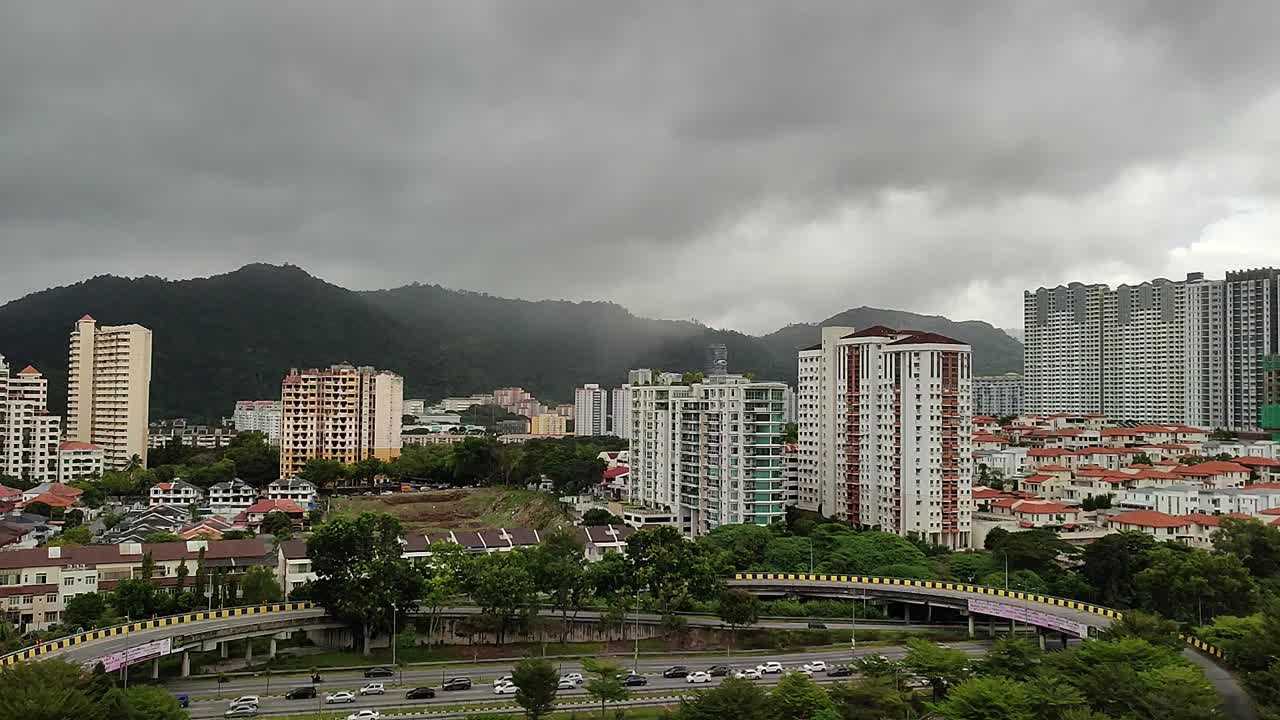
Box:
610, 384, 633, 439
279, 364, 403, 479
0, 357, 62, 483
796, 327, 973, 549
574, 383, 608, 436
66, 316, 153, 470
1025, 269, 1280, 430
629, 374, 788, 537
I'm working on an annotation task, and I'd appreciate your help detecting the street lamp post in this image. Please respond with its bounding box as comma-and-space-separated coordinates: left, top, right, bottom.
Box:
850, 591, 857, 663
633, 587, 641, 673
391, 601, 399, 681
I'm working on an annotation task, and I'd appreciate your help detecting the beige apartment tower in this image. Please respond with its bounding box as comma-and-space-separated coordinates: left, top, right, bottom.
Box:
66, 316, 153, 470
279, 364, 403, 480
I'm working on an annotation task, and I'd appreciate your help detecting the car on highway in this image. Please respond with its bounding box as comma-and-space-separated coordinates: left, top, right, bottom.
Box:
662, 666, 689, 678
734, 667, 761, 680
756, 662, 784, 674
406, 687, 436, 700
560, 672, 584, 684
807, 621, 828, 629
228, 696, 260, 708
326, 691, 356, 704
556, 678, 579, 690
224, 708, 257, 719
442, 677, 473, 691
345, 712, 381, 720
686, 671, 712, 684
904, 675, 930, 689
364, 667, 395, 679
622, 674, 648, 687
359, 682, 385, 696
706, 665, 731, 677
175, 695, 189, 709
826, 666, 853, 677
803, 661, 828, 673
493, 675, 513, 687
495, 682, 520, 695
286, 686, 317, 700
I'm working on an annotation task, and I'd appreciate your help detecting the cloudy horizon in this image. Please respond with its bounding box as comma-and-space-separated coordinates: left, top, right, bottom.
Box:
5, 2, 1280, 333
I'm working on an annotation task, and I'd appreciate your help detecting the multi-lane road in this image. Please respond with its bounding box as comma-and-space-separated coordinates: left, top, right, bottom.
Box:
180, 642, 989, 718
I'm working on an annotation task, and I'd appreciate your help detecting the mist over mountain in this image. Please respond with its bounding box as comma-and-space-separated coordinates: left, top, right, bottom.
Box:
0, 265, 1022, 420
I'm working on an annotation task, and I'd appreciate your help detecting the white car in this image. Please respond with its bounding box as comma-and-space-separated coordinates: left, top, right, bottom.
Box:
359, 683, 385, 696
756, 661, 784, 674
556, 679, 578, 690
802, 661, 827, 673
228, 696, 260, 708
493, 675, 513, 687
326, 691, 356, 704
686, 671, 713, 684
734, 668, 761, 680
346, 712, 381, 720
495, 682, 519, 695
561, 673, 584, 684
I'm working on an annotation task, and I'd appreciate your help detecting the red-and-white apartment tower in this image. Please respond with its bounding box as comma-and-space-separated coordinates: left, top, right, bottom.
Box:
797, 326, 973, 548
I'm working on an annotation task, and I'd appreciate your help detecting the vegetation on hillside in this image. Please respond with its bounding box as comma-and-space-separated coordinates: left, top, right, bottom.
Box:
0, 264, 1022, 419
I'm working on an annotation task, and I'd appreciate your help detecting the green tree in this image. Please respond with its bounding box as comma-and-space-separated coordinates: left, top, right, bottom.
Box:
464, 550, 535, 643
259, 511, 293, 540
1129, 663, 1220, 720
581, 659, 628, 719
676, 676, 771, 720
112, 579, 161, 619
580, 508, 625, 526
511, 658, 559, 720
944, 552, 997, 583
50, 526, 93, 546
625, 526, 719, 619
307, 513, 425, 654
299, 458, 347, 490
901, 637, 970, 700
1081, 531, 1158, 608
769, 671, 837, 720
1212, 516, 1280, 578
389, 444, 455, 484
63, 592, 108, 630
240, 565, 282, 605
125, 685, 186, 720
528, 528, 590, 642
984, 528, 1076, 576
0, 660, 124, 720
699, 524, 775, 571
932, 676, 1032, 720
142, 531, 181, 544
716, 588, 759, 652
977, 636, 1042, 681
1134, 545, 1256, 624
349, 457, 388, 487
452, 437, 501, 485
221, 432, 280, 488
1101, 610, 1184, 651
1024, 674, 1087, 720
827, 677, 913, 720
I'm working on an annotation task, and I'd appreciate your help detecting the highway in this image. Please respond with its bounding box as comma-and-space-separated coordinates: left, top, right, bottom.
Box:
181, 641, 990, 719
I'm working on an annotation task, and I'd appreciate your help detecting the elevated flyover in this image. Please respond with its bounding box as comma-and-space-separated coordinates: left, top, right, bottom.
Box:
730, 572, 1119, 639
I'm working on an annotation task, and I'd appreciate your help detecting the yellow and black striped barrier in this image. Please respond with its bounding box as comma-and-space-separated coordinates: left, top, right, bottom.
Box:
0, 601, 314, 667
731, 572, 1224, 660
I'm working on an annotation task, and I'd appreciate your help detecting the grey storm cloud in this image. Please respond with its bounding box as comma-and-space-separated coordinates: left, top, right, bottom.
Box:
4, 1, 1280, 332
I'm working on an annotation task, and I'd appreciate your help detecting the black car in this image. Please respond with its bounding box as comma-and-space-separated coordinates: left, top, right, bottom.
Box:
406, 687, 436, 700
285, 686, 317, 700
442, 677, 473, 691
662, 666, 689, 679
826, 666, 853, 678
364, 667, 395, 679
706, 665, 731, 677
807, 621, 828, 629
622, 674, 648, 687
175, 695, 189, 708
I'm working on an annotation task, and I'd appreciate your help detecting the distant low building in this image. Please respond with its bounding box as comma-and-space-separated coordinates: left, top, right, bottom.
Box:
232, 400, 282, 445
56, 441, 103, 483
208, 479, 257, 516
530, 414, 568, 435
266, 478, 317, 510
148, 480, 204, 508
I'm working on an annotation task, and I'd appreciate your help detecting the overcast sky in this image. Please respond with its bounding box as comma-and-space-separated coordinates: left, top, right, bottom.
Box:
4, 2, 1280, 333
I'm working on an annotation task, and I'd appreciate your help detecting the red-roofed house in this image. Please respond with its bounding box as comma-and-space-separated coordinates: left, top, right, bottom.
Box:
149, 480, 205, 507
1106, 510, 1191, 540
1177, 461, 1251, 489
989, 499, 1082, 527
244, 499, 305, 526
973, 433, 1011, 451
1235, 455, 1280, 481
1018, 473, 1068, 500
1180, 512, 1255, 548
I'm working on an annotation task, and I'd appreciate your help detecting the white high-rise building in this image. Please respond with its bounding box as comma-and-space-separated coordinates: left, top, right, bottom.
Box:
796, 327, 973, 548
574, 383, 608, 436
629, 374, 788, 537
232, 400, 283, 445
1025, 269, 1280, 430
610, 385, 633, 440
0, 357, 63, 484
66, 316, 153, 470
973, 374, 1023, 417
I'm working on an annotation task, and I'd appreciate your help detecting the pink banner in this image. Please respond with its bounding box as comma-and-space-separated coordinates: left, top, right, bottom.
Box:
968, 598, 1091, 638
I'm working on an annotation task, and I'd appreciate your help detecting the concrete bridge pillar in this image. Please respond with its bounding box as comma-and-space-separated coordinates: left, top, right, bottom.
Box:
902, 604, 910, 624
1038, 632, 1047, 651
268, 638, 277, 658
181, 652, 191, 678
967, 614, 975, 638
245, 641, 253, 664
219, 641, 228, 659
987, 618, 995, 638
151, 658, 160, 680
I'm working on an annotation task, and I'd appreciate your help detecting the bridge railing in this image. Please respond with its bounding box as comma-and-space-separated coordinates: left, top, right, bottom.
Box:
0, 601, 314, 667
732, 572, 1227, 660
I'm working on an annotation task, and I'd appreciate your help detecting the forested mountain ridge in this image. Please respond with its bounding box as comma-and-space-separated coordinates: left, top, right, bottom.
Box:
0, 264, 1021, 419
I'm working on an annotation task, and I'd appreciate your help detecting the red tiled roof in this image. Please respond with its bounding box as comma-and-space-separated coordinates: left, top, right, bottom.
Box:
972, 434, 1009, 444
1014, 501, 1074, 515
1022, 474, 1053, 484
1132, 469, 1183, 480
79, 314, 94, 322
1260, 507, 1280, 516
246, 499, 304, 515
0, 485, 20, 499
1247, 482, 1280, 490
58, 441, 100, 451
1109, 510, 1190, 528
1178, 461, 1250, 476
973, 488, 1007, 499
17, 365, 39, 375
842, 326, 899, 339
1182, 512, 1252, 527
1028, 448, 1067, 457
973, 416, 996, 422
1233, 456, 1280, 467
887, 331, 965, 346
1038, 464, 1070, 472
1102, 428, 1139, 436
22, 492, 76, 508
602, 466, 630, 479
